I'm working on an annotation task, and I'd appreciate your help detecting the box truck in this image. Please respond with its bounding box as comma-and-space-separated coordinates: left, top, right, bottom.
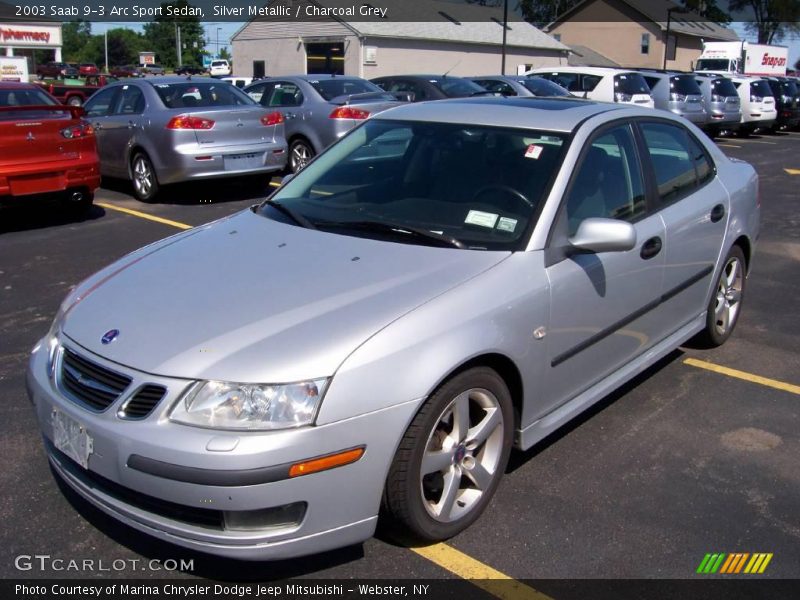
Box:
695, 41, 788, 77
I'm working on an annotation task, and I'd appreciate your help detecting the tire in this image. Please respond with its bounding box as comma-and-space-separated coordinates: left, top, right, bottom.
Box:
66, 96, 83, 107
130, 152, 159, 202
695, 245, 746, 347
289, 138, 315, 173
381, 367, 513, 543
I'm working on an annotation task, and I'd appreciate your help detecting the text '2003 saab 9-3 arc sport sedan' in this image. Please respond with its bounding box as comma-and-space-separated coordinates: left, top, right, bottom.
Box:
28, 97, 759, 560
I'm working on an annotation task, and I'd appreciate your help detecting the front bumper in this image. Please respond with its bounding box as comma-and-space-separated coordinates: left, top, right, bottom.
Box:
27, 336, 419, 560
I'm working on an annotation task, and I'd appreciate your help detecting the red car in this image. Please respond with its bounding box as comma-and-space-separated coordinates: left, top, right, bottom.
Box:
79, 63, 99, 76
0, 82, 100, 213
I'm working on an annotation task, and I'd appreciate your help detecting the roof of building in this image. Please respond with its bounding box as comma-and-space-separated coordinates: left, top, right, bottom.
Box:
548, 0, 738, 41
567, 45, 620, 67
234, 0, 568, 52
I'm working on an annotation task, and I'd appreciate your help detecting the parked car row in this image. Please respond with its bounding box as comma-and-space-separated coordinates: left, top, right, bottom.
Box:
528, 66, 800, 136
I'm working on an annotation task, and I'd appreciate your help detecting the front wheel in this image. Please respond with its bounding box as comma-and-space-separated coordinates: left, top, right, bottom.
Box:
696, 246, 746, 347
381, 367, 513, 543
130, 152, 159, 202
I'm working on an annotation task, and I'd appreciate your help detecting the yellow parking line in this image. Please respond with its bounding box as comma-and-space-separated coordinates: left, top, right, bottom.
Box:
412, 544, 553, 600
97, 202, 192, 230
269, 181, 281, 188
684, 358, 800, 395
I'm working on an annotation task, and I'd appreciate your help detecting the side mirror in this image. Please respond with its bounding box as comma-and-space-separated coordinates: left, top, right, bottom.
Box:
568, 218, 636, 254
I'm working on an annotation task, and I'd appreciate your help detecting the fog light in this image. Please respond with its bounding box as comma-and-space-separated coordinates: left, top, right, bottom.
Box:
223, 501, 306, 531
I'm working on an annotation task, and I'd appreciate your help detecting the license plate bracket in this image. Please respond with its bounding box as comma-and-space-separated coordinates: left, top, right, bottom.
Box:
52, 409, 93, 469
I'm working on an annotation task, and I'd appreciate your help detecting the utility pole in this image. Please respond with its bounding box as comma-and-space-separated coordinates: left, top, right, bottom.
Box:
104, 29, 108, 73
501, 0, 508, 75
176, 25, 182, 66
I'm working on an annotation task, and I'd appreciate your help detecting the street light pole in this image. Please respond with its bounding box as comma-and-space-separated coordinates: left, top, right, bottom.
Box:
663, 6, 689, 70
216, 27, 222, 59
501, 0, 508, 75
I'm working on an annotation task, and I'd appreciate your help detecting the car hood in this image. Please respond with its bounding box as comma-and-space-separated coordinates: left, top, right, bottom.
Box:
62, 210, 508, 382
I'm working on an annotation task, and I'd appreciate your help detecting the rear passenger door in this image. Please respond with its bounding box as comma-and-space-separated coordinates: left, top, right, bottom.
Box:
102, 84, 147, 175
541, 122, 666, 418
637, 120, 728, 331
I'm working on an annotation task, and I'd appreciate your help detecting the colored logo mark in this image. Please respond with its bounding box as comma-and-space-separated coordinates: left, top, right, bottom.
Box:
696, 553, 773, 574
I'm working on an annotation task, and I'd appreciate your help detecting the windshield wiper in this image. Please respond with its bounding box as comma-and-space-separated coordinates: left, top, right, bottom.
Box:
262, 199, 317, 230
316, 220, 465, 249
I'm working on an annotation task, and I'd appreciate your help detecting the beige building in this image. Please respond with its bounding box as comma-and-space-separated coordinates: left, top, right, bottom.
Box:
546, 0, 738, 71
231, 0, 569, 79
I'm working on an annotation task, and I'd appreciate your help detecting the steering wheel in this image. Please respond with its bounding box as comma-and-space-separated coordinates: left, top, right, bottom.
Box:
470, 184, 534, 211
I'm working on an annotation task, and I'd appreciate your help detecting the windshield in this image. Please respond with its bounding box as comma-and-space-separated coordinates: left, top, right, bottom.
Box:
615, 73, 650, 95
430, 77, 487, 97
521, 77, 571, 97
711, 78, 738, 97
308, 78, 391, 102
696, 59, 733, 71
670, 75, 702, 95
152, 82, 255, 108
259, 120, 566, 251
750, 80, 773, 98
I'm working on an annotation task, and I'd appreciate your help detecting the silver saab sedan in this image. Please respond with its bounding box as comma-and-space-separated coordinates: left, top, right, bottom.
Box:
28, 97, 759, 560
82, 77, 288, 201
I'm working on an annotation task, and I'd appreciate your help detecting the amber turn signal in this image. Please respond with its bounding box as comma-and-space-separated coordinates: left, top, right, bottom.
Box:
289, 447, 365, 478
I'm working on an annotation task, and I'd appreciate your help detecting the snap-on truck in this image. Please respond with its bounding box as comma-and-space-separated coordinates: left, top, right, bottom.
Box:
695, 41, 788, 77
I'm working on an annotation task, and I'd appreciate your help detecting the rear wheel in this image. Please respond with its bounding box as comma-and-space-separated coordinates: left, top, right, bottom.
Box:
696, 246, 746, 347
289, 139, 315, 173
381, 367, 513, 543
130, 152, 159, 202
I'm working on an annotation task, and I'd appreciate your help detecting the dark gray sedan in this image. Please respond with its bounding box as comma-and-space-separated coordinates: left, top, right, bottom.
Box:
468, 75, 571, 97
82, 77, 287, 201
244, 75, 401, 173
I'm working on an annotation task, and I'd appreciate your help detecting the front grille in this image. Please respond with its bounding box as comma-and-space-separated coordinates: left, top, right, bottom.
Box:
47, 440, 224, 529
120, 385, 167, 419
60, 347, 131, 411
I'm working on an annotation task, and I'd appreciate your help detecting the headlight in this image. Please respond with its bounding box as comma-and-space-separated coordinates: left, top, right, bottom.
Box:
170, 378, 329, 430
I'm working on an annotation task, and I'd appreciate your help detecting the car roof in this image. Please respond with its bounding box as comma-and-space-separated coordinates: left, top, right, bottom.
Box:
372, 96, 633, 132
528, 66, 633, 75
115, 76, 228, 86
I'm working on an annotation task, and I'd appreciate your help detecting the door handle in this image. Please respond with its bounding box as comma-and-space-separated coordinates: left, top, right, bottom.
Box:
640, 236, 662, 260
710, 204, 725, 223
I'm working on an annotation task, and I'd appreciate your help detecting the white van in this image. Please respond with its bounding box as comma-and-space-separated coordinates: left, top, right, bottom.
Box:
526, 66, 654, 108
730, 75, 777, 134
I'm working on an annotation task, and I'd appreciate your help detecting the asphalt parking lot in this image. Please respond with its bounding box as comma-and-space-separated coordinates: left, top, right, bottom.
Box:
1, 131, 799, 594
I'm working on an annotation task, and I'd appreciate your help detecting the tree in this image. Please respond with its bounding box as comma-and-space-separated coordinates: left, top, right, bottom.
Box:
106, 28, 148, 67
729, 0, 800, 44
681, 0, 732, 24
518, 0, 580, 27
143, 0, 206, 67
218, 47, 231, 62
62, 21, 92, 62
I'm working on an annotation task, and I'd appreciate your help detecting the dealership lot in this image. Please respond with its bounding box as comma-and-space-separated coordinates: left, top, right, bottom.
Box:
1, 132, 798, 586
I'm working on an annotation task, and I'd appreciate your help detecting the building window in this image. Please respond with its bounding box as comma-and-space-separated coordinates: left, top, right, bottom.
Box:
641, 33, 650, 54
553, 33, 561, 42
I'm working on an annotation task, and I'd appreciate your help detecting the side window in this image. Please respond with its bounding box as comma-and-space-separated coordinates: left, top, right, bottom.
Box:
564, 124, 646, 235
640, 122, 702, 204
114, 86, 145, 115
246, 82, 269, 104
686, 132, 715, 186
84, 87, 117, 118
581, 75, 601, 92
266, 82, 303, 107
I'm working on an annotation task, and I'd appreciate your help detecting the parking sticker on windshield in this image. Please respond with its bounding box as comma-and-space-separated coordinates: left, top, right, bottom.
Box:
525, 144, 543, 159
497, 217, 518, 233
465, 210, 498, 228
